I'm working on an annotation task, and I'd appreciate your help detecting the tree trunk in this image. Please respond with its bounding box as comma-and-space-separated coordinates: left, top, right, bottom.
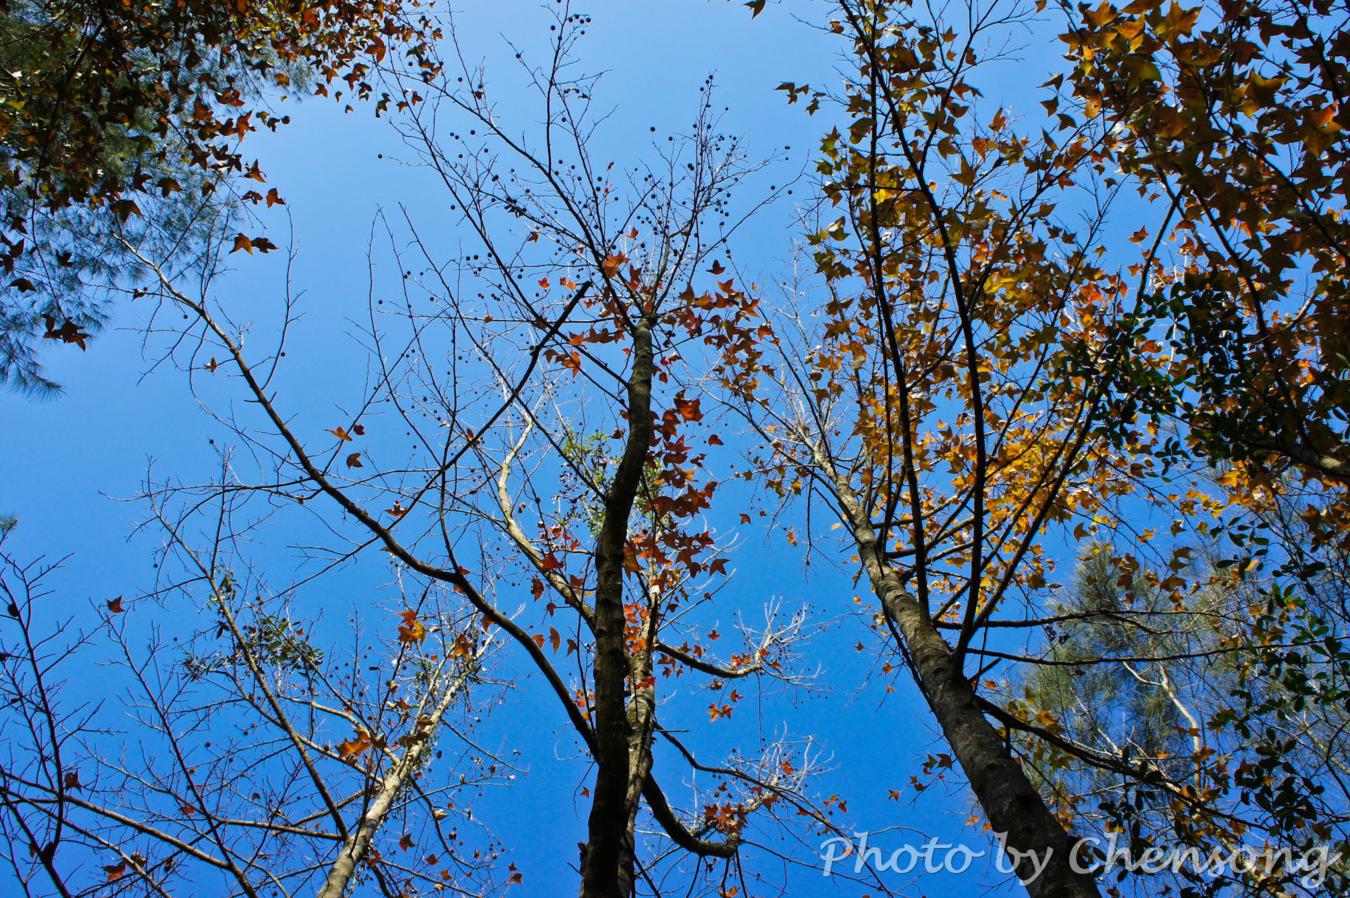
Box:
833, 471, 1101, 898
318, 664, 474, 898
880, 585, 1100, 898
580, 317, 655, 898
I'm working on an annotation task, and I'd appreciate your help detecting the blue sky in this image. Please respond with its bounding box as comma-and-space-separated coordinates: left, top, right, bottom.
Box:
0, 2, 1075, 895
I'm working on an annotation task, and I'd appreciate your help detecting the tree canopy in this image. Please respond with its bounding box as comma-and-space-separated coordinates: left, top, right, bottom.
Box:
0, 0, 438, 392
0, 1, 1346, 897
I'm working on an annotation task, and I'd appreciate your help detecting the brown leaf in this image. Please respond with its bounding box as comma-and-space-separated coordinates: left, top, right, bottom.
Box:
42, 315, 90, 350
397, 609, 427, 644
109, 199, 141, 222
337, 730, 373, 760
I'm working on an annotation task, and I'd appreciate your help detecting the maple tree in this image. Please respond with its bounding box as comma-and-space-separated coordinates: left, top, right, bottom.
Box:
719, 0, 1347, 896
50, 12, 828, 898
1026, 2, 1350, 891
1057, 0, 1349, 493
735, 0, 1161, 893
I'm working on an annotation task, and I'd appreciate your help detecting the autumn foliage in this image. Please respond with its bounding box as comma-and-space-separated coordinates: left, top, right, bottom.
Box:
1, 1, 1348, 898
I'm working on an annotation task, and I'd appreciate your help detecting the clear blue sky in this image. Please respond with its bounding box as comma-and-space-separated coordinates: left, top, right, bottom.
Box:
0, 2, 1068, 894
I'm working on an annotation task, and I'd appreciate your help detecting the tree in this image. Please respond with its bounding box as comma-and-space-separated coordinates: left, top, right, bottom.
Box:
731, 2, 1349, 896
0, 0, 440, 392
722, 0, 1331, 895
1034, 3, 1350, 889
1019, 539, 1349, 898
4, 0, 1348, 896
90, 11, 826, 898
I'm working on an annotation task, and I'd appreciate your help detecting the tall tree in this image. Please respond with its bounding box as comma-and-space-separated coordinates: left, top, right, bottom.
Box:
101, 11, 824, 897
731, 1, 1349, 896
730, 0, 1233, 895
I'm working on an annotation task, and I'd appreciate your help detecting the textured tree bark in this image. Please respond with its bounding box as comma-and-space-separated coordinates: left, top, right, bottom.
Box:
833, 472, 1101, 898
879, 587, 1101, 898
580, 317, 655, 898
616, 677, 657, 897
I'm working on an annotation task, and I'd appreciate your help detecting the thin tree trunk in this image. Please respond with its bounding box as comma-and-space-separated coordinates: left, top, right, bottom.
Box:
832, 469, 1101, 898
580, 317, 655, 898
317, 664, 475, 898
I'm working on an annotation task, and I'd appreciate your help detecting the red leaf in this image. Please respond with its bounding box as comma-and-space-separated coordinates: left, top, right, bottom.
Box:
673, 395, 703, 422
